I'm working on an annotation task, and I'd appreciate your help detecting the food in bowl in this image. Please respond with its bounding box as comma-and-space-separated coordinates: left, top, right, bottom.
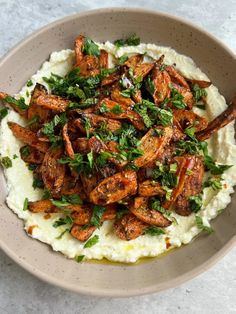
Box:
0, 34, 236, 263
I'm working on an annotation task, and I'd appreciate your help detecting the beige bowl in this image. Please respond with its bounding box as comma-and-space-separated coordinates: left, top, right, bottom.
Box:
0, 8, 236, 297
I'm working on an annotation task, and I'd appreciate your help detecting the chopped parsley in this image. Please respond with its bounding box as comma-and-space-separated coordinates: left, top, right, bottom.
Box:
192, 84, 207, 102
204, 155, 232, 175
195, 216, 213, 234
87, 151, 94, 169
114, 34, 140, 47
145, 226, 165, 236
189, 194, 202, 212
170, 88, 187, 109
110, 104, 124, 114
90, 205, 106, 227
203, 176, 222, 190
56, 228, 69, 240
21, 146, 30, 157
42, 113, 67, 144
3, 96, 28, 110
145, 76, 155, 95
32, 177, 44, 189
53, 215, 73, 228
117, 54, 128, 65
52, 194, 83, 208
23, 198, 29, 211
84, 235, 99, 248
99, 102, 109, 113
184, 126, 196, 140
0, 107, 8, 121
0, 156, 12, 168
83, 37, 100, 57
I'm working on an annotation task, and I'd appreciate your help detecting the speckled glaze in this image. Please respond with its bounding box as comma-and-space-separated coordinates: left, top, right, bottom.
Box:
0, 8, 236, 297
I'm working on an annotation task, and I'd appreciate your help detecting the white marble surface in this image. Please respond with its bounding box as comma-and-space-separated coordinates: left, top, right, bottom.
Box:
0, 0, 236, 313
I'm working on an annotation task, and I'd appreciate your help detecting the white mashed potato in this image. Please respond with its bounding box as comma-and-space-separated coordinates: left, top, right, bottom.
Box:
1, 42, 236, 263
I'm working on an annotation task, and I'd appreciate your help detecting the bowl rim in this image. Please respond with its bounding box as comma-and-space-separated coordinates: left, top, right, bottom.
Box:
0, 7, 235, 297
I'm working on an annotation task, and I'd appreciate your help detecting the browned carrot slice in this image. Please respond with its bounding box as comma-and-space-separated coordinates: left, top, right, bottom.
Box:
114, 213, 148, 241
130, 197, 172, 227
196, 97, 236, 141
125, 54, 143, 68
20, 145, 44, 164
165, 65, 190, 89
41, 148, 65, 195
174, 155, 204, 216
70, 224, 96, 242
133, 126, 173, 168
90, 170, 137, 205
187, 79, 212, 88
99, 98, 145, 131
62, 123, 75, 159
8, 122, 49, 153
99, 49, 109, 68
174, 109, 208, 132
27, 83, 50, 124
138, 180, 165, 197
74, 34, 85, 65
35, 94, 70, 112
111, 88, 135, 108
134, 63, 154, 78
152, 67, 171, 104
28, 199, 59, 213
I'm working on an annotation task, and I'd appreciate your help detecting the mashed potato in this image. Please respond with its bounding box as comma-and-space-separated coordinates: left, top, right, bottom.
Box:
0, 42, 236, 263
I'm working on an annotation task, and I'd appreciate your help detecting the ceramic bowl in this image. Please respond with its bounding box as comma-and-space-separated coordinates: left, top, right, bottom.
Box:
0, 8, 236, 297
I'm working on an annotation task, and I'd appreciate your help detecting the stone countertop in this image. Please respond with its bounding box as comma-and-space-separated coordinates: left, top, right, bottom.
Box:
0, 1, 236, 313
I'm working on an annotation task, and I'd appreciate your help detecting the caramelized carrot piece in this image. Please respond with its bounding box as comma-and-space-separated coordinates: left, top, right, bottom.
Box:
152, 67, 171, 104
99, 49, 109, 68
41, 148, 65, 195
165, 65, 189, 89
28, 200, 59, 213
114, 213, 148, 241
8, 122, 49, 153
35, 94, 70, 112
174, 109, 208, 132
62, 123, 75, 159
74, 34, 85, 65
196, 97, 236, 141
133, 126, 173, 168
125, 54, 143, 68
90, 170, 137, 205
71, 224, 96, 242
134, 63, 154, 78
130, 197, 171, 227
138, 180, 165, 197
111, 88, 135, 108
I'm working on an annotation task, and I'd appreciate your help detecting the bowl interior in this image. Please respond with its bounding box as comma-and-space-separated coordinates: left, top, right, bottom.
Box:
0, 8, 236, 296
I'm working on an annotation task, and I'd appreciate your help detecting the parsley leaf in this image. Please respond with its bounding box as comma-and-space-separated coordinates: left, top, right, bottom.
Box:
203, 176, 222, 190
56, 228, 69, 239
3, 96, 28, 110
0, 107, 8, 121
145, 226, 165, 236
26, 80, 33, 87
110, 104, 124, 114
83, 38, 100, 57
32, 177, 44, 189
195, 216, 213, 234
189, 194, 202, 212
0, 156, 12, 168
42, 113, 67, 144
52, 194, 83, 208
99, 102, 109, 113
74, 255, 85, 263
204, 155, 232, 175
53, 215, 73, 228
84, 235, 99, 248
170, 88, 187, 109
192, 84, 207, 102
90, 205, 106, 227
184, 126, 196, 140
114, 34, 140, 47
23, 198, 28, 211
117, 54, 128, 65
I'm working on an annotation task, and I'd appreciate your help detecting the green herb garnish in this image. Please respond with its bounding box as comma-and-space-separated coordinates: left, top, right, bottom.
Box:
90, 205, 106, 227
114, 34, 140, 47
195, 216, 213, 233
0, 108, 8, 121
1, 156, 12, 168
83, 37, 100, 57
189, 194, 202, 212
23, 197, 29, 211
84, 235, 99, 248
53, 216, 73, 228
74, 255, 85, 263
145, 226, 165, 236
